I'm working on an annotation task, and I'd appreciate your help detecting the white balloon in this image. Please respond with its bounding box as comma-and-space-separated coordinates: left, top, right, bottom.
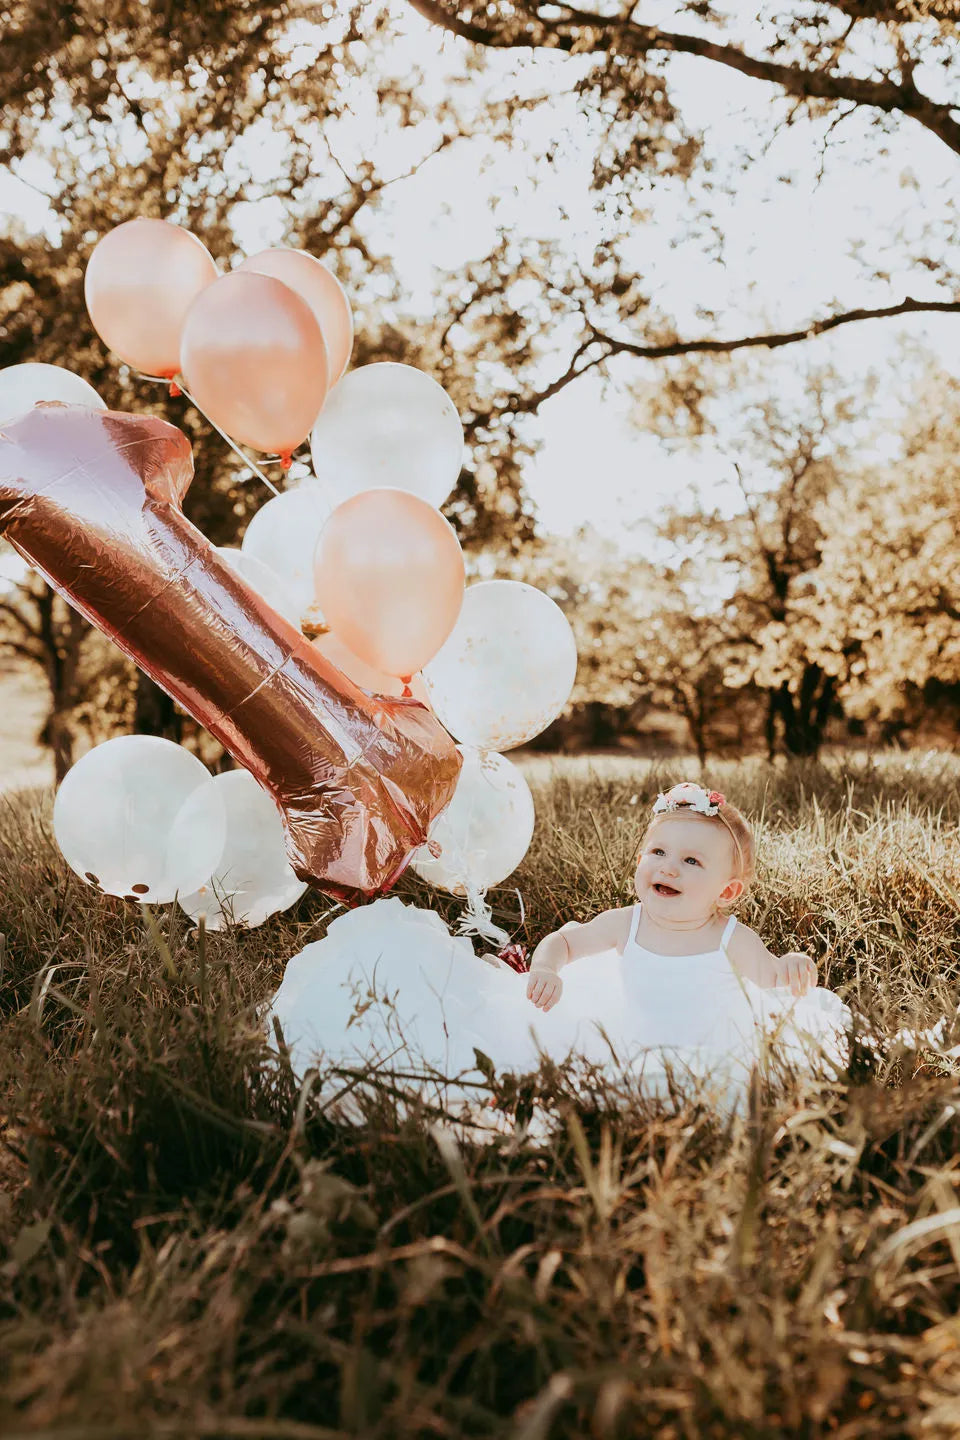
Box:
423, 581, 578, 751
53, 735, 225, 903
310, 362, 463, 509
0, 362, 106, 427
215, 546, 302, 629
240, 481, 335, 624
411, 746, 535, 896
178, 768, 307, 930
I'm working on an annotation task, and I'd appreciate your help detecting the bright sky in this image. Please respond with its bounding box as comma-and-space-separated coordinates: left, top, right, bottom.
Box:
2, 1, 958, 563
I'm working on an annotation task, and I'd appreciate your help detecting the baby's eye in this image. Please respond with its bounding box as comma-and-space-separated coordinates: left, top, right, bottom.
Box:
684, 857, 700, 866
651, 847, 663, 855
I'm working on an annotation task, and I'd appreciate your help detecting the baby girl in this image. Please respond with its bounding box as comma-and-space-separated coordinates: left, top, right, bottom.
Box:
523, 782, 836, 1074
268, 781, 848, 1108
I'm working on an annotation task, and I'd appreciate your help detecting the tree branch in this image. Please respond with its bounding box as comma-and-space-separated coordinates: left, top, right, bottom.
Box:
320, 132, 461, 241
0, 591, 39, 632
406, 2, 960, 155
598, 297, 960, 359
0, 638, 44, 664
521, 338, 605, 411
514, 296, 960, 413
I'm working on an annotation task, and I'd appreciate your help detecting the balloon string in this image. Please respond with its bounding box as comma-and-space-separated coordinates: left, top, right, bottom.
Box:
137, 373, 281, 497
456, 884, 511, 948
174, 379, 282, 497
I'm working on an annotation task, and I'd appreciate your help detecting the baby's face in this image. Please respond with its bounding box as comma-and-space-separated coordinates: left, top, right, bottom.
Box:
634, 816, 740, 922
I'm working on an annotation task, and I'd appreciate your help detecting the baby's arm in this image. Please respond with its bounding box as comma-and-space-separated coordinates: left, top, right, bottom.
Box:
526, 907, 632, 1011
727, 920, 817, 997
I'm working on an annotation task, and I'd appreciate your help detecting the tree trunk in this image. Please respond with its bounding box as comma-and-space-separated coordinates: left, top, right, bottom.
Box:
48, 713, 74, 782
695, 730, 707, 768
134, 672, 183, 742
771, 665, 837, 758
37, 585, 82, 780
765, 691, 777, 762
878, 717, 908, 748
812, 670, 838, 745
680, 688, 709, 768
690, 707, 708, 768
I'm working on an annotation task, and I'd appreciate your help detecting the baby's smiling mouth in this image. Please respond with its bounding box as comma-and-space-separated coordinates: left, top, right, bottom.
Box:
653, 883, 680, 896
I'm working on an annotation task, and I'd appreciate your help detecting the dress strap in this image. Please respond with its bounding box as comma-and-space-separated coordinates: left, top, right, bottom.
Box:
629, 902, 643, 946
719, 914, 737, 952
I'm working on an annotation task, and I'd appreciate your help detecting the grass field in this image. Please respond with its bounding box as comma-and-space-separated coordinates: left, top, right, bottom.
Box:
3, 750, 960, 1438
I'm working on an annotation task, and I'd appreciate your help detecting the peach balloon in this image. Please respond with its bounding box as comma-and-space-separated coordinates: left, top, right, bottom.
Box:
313, 629, 430, 702
314, 489, 465, 679
238, 249, 353, 383
84, 218, 218, 377
179, 271, 329, 464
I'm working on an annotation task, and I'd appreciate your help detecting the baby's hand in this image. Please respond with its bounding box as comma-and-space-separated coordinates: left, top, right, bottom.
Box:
772, 951, 817, 997
526, 968, 563, 1012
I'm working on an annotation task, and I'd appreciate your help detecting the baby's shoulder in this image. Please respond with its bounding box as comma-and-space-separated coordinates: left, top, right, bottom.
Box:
725, 917, 765, 954
725, 917, 773, 981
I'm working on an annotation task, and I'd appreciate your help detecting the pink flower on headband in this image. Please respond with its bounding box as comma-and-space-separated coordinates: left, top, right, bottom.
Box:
709, 791, 725, 806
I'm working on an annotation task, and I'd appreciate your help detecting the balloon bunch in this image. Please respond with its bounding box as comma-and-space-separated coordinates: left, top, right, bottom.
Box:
82, 217, 471, 697
0, 214, 579, 921
84, 217, 350, 472
229, 373, 579, 939
54, 736, 306, 928
235, 360, 467, 696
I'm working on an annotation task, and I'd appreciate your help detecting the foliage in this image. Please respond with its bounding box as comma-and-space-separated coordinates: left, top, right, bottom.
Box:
408, 0, 960, 421
4, 753, 960, 1435
786, 370, 960, 727
7, 0, 960, 527
481, 357, 959, 759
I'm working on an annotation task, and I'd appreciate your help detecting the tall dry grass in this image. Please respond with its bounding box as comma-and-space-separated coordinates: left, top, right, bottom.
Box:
2, 750, 960, 1438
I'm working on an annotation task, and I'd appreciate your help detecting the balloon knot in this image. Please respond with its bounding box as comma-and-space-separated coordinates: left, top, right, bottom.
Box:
300, 616, 331, 641
168, 380, 182, 398
279, 452, 293, 472
400, 681, 413, 698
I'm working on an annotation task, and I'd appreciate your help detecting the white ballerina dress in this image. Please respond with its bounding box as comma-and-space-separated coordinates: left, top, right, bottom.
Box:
266, 896, 850, 1116
612, 902, 850, 1106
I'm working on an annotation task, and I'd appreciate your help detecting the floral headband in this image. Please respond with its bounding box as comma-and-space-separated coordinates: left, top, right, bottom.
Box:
652, 782, 726, 817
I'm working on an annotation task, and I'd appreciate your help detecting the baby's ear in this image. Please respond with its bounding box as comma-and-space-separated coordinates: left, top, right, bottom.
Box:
721, 876, 744, 904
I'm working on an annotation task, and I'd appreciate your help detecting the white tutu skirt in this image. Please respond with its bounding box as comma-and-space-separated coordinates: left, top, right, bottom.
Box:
266, 897, 851, 1117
